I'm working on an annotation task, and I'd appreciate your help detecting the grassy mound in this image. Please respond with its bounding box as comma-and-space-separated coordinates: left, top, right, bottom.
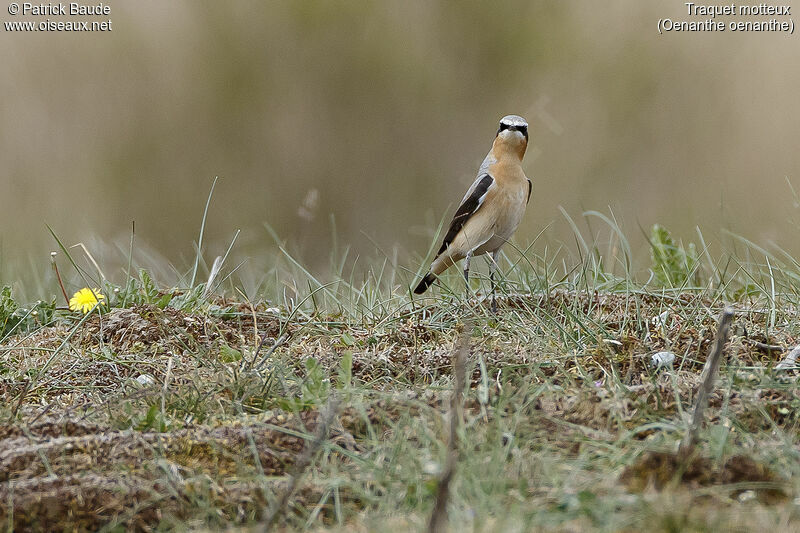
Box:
2, 223, 800, 530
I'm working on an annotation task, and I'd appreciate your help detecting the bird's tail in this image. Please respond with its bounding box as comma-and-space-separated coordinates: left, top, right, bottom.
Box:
413, 273, 436, 294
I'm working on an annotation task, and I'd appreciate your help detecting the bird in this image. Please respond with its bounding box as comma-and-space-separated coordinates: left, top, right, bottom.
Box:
413, 114, 532, 313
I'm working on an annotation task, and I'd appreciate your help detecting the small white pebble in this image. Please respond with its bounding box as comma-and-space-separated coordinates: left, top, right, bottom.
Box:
651, 311, 670, 330
265, 307, 281, 314
135, 374, 156, 385
651, 351, 676, 368
422, 461, 441, 475
737, 490, 756, 502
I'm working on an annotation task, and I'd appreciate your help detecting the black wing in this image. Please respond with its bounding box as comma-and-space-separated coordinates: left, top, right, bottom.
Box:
436, 174, 493, 256
527, 178, 532, 204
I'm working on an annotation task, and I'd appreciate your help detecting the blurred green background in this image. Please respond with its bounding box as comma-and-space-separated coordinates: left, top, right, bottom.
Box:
2, 1, 799, 298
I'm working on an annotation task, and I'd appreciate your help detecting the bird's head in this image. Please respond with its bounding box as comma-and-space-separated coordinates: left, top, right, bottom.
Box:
493, 115, 528, 159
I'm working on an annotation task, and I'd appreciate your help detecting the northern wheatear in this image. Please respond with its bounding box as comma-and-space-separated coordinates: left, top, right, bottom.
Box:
414, 115, 531, 312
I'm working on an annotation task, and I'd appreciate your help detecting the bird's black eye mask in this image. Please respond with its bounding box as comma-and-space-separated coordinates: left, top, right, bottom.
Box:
497, 124, 528, 140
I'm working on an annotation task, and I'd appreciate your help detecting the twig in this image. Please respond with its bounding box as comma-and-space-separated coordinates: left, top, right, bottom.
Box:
243, 333, 288, 373
255, 334, 289, 371
161, 357, 174, 418
50, 252, 70, 306
262, 396, 340, 532
428, 321, 471, 533
10, 378, 31, 421
680, 307, 734, 452
775, 345, 800, 370
745, 339, 784, 352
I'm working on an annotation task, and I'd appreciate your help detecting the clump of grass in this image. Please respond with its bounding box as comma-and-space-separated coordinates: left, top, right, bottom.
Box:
649, 223, 699, 288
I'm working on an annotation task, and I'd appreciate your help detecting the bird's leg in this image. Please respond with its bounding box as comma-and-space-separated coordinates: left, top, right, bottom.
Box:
463, 250, 472, 289
489, 250, 499, 314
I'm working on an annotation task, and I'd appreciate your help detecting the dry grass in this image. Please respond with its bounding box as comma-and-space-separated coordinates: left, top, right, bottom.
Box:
2, 283, 800, 531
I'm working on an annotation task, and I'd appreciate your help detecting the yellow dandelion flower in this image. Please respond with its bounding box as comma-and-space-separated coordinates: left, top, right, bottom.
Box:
69, 288, 105, 314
